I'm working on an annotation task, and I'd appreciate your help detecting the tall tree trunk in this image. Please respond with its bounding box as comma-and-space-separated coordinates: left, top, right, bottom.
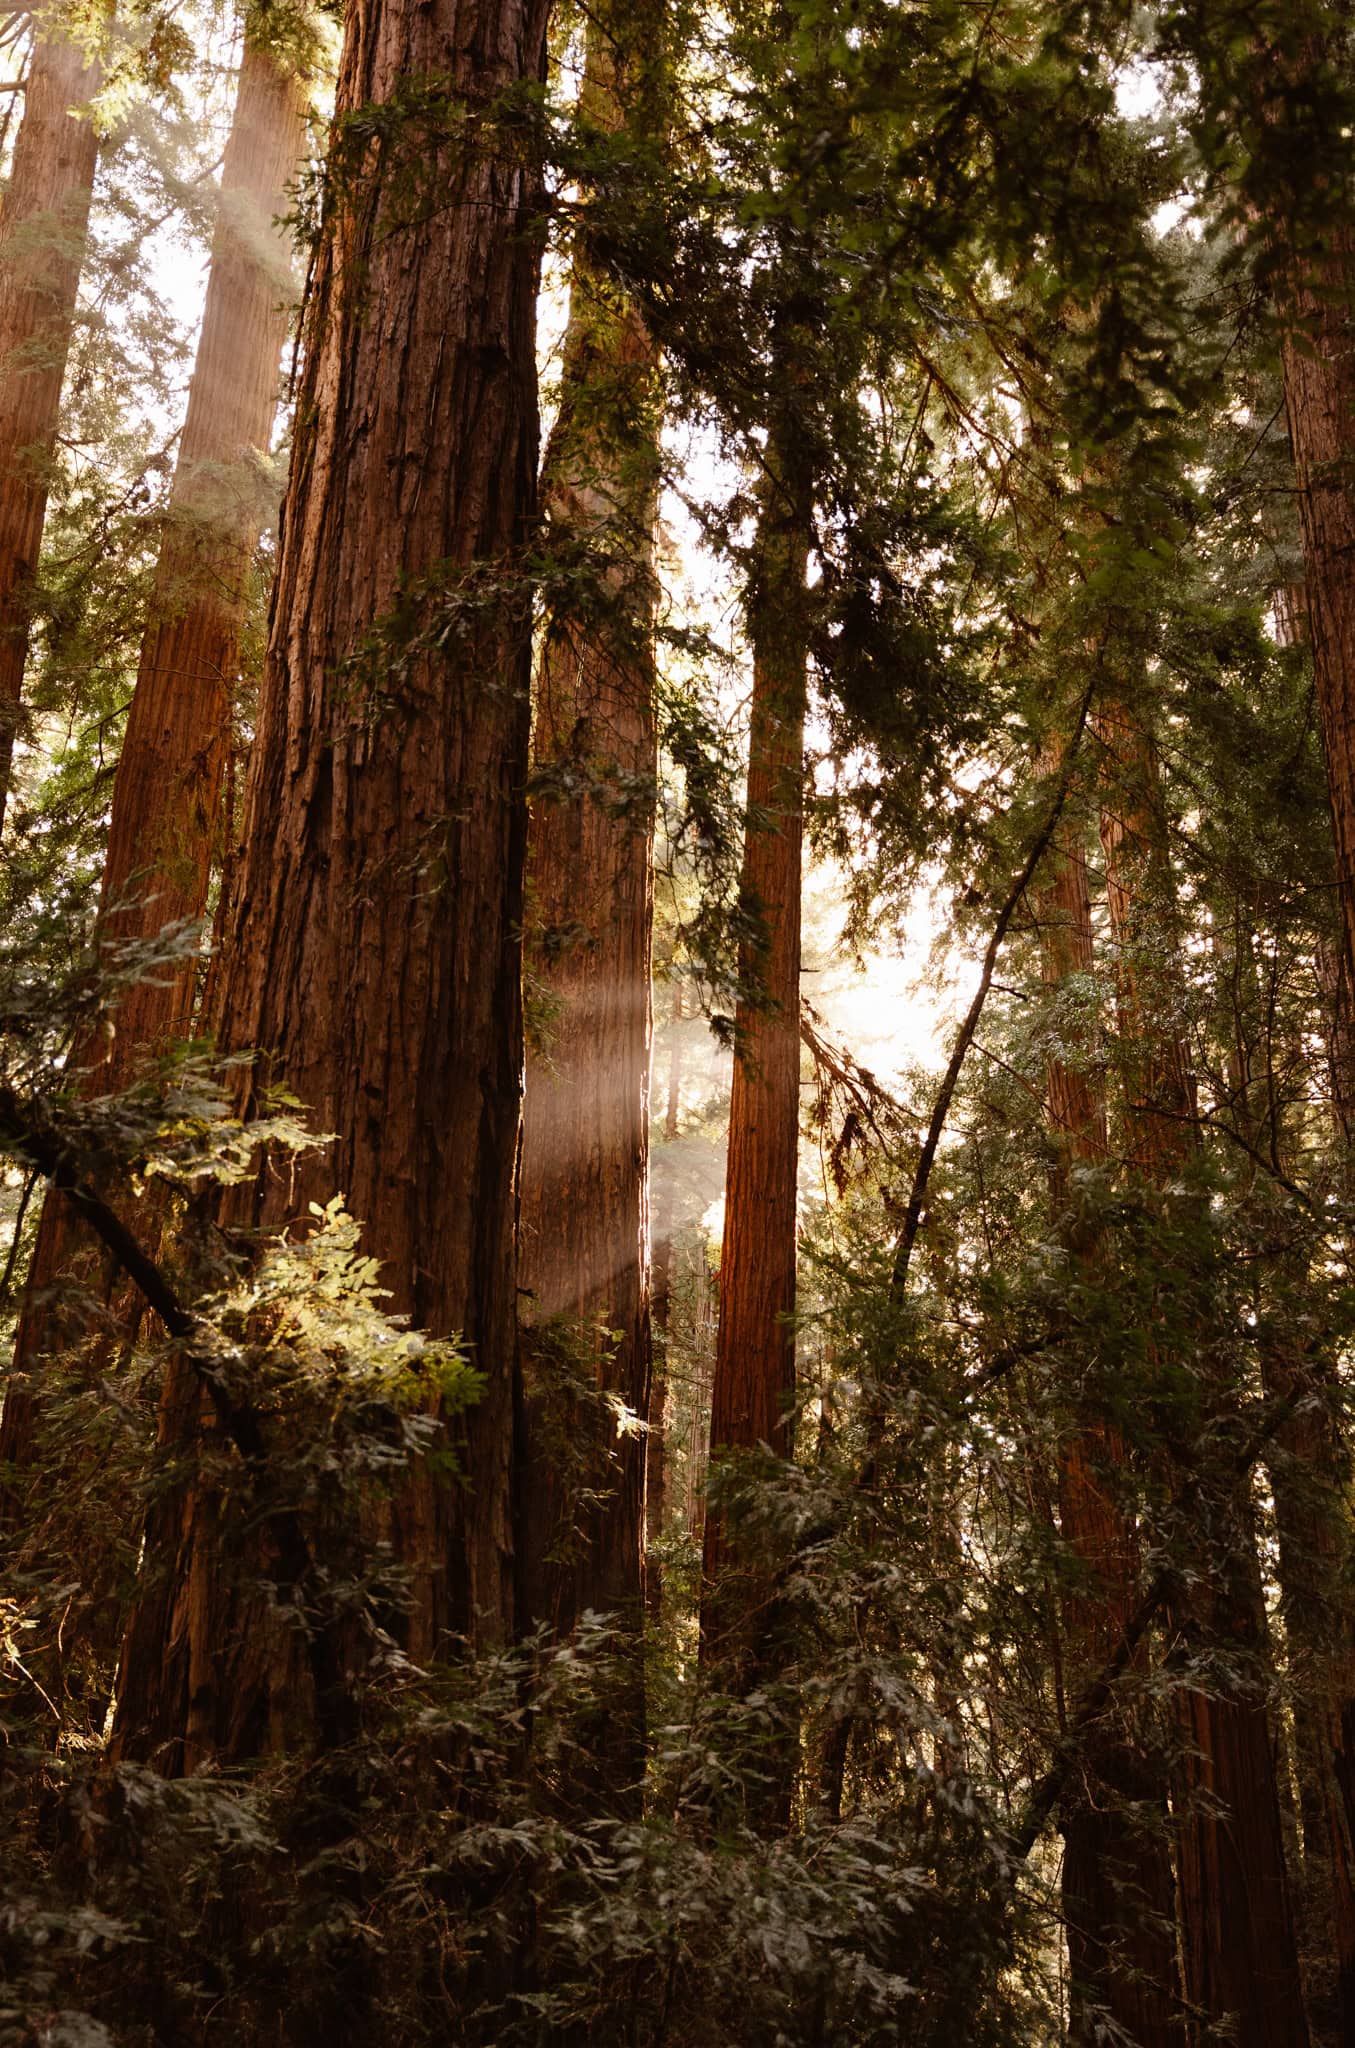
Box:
1261, 1325, 1355, 2047
1270, 31, 1355, 1010
1034, 793, 1181, 2045
1275, 593, 1355, 2044
1096, 699, 1309, 2048
91, 35, 309, 1062
699, 439, 809, 1693
0, 11, 100, 829
113, 0, 549, 1769
1221, 855, 1355, 2047
0, 29, 309, 1529
645, 983, 683, 1616
1267, 126, 1355, 2009
516, 13, 659, 1654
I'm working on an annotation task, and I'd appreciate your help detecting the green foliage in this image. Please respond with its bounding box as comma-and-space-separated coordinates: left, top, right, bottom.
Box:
3, 0, 1355, 2041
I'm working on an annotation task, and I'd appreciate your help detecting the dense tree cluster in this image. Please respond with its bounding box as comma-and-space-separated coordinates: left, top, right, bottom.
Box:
2, 0, 1355, 2041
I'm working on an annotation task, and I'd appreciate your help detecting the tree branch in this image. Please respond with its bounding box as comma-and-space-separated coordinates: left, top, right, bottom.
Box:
0, 1082, 266, 1463
889, 673, 1099, 1298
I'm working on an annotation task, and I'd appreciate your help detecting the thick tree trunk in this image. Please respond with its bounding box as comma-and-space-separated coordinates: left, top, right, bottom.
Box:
699, 449, 809, 1690
1096, 700, 1309, 2048
1034, 800, 1181, 2045
113, 0, 549, 1769
516, 18, 659, 1650
0, 32, 308, 1519
0, 14, 100, 829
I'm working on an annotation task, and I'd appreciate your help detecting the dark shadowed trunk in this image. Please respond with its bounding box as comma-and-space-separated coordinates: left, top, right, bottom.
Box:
1096, 698, 1309, 2048
1261, 1325, 1355, 2046
516, 14, 659, 1663
1221, 847, 1355, 2047
113, 0, 549, 1770
645, 984, 683, 1617
1034, 789, 1181, 2045
1264, 97, 1355, 2021
1269, 32, 1355, 1010
0, 12, 100, 829
1270, 595, 1355, 2044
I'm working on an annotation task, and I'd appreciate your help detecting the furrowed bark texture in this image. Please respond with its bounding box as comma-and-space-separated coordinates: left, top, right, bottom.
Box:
1034, 800, 1180, 2046
699, 454, 809, 1687
1271, 34, 1355, 1009
1270, 125, 1355, 2023
1096, 701, 1309, 2048
95, 36, 308, 1056
1271, 585, 1355, 2046
0, 16, 100, 829
0, 34, 307, 1517
517, 20, 659, 1649
114, 0, 548, 1767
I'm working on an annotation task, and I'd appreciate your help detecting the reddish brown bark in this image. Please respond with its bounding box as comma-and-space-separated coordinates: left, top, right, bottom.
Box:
699, 455, 809, 1687
516, 22, 659, 1647
0, 34, 308, 1516
94, 37, 308, 1059
113, 0, 549, 1767
1035, 801, 1181, 2045
1275, 160, 1355, 1009
1271, 163, 1355, 2030
1096, 701, 1309, 2048
0, 15, 100, 828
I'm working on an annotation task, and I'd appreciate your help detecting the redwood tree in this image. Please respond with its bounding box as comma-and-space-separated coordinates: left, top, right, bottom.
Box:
113, 0, 550, 1766
699, 431, 810, 1687
1034, 779, 1180, 2045
1221, 25, 1355, 2030
0, 21, 310, 1512
0, 7, 101, 829
1096, 695, 1309, 2048
516, 13, 661, 1646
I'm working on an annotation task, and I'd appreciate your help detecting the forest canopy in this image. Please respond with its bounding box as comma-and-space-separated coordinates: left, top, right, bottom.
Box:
2, 0, 1355, 2043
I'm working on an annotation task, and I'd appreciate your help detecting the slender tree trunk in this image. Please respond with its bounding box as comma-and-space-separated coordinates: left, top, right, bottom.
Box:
1096, 699, 1309, 2048
516, 14, 659, 1654
113, 0, 549, 1768
1277, 148, 1355, 2015
645, 984, 683, 1615
0, 30, 309, 1520
1034, 795, 1181, 2045
1272, 44, 1355, 1006
699, 438, 809, 1692
1261, 1326, 1355, 2047
92, 36, 309, 1059
0, 12, 100, 828
1221, 861, 1355, 2047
